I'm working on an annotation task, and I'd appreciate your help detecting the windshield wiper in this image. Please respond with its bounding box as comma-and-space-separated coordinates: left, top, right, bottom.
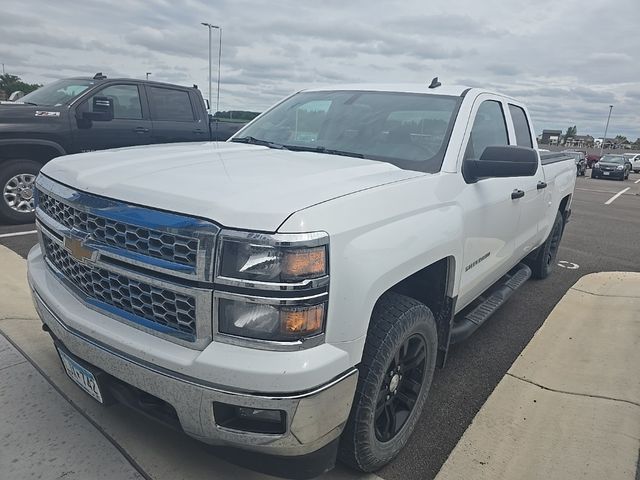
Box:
231, 136, 286, 150
283, 145, 365, 159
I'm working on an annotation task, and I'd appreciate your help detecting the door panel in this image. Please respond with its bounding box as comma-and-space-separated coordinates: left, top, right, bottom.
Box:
457, 98, 520, 309
507, 103, 547, 257
73, 84, 152, 151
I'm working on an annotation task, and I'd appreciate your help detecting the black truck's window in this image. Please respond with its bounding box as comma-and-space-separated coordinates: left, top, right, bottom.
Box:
508, 104, 533, 148
87, 85, 142, 120
149, 87, 194, 122
464, 100, 508, 160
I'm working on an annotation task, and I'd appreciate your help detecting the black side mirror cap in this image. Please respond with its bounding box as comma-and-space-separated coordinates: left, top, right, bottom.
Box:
82, 96, 114, 122
463, 145, 539, 183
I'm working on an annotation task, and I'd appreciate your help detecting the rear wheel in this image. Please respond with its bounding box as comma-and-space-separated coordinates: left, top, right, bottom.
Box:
339, 292, 437, 472
525, 211, 564, 280
0, 159, 41, 224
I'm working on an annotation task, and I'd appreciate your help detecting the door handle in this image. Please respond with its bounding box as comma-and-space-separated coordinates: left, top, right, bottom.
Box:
511, 189, 525, 200
537, 181, 547, 190
192, 129, 206, 134
133, 127, 150, 134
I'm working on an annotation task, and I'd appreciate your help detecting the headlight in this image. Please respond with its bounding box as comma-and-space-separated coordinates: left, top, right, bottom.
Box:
215, 231, 329, 345
616, 165, 624, 170
218, 233, 328, 283
218, 298, 325, 341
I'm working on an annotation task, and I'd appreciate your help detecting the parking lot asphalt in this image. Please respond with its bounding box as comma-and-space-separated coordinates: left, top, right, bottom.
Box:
1, 171, 639, 480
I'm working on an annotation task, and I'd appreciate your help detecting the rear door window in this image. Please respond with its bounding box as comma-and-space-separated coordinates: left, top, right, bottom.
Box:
508, 104, 533, 148
148, 87, 195, 122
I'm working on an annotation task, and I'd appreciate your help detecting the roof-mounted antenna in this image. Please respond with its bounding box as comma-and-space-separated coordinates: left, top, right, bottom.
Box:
93, 72, 107, 80
428, 77, 441, 89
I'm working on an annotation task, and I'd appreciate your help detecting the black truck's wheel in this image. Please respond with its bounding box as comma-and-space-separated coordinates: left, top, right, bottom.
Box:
0, 160, 40, 224
339, 292, 437, 472
525, 211, 564, 280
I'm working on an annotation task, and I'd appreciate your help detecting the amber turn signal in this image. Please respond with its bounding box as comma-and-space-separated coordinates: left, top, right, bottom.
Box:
281, 304, 325, 336
282, 247, 327, 279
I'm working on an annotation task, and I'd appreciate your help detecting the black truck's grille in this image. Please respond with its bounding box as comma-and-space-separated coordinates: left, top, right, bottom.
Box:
38, 191, 199, 267
43, 236, 197, 338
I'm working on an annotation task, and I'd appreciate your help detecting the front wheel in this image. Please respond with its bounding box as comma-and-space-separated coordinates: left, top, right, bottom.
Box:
0, 159, 41, 224
339, 292, 437, 472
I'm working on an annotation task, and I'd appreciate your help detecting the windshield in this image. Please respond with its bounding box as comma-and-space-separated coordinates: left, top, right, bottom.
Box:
19, 79, 96, 106
600, 155, 625, 164
235, 90, 462, 172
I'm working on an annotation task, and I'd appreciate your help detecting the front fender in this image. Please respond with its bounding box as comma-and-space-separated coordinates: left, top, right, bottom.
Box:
279, 173, 464, 363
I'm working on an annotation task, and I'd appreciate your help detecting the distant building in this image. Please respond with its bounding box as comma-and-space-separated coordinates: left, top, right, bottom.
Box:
565, 135, 594, 148
540, 129, 562, 145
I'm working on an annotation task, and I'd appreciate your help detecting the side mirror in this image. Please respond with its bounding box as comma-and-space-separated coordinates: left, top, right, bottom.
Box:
463, 145, 538, 183
82, 96, 114, 122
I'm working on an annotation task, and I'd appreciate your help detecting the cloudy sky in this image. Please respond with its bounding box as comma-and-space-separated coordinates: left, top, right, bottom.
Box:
2, 0, 638, 140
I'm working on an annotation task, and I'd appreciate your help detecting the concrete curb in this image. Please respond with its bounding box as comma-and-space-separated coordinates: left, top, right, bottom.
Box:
436, 272, 640, 480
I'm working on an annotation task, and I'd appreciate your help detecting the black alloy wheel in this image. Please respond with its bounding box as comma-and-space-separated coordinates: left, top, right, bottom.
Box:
375, 334, 426, 442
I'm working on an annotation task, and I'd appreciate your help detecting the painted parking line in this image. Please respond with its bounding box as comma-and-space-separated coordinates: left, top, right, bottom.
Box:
635, 178, 640, 184
0, 230, 37, 239
604, 187, 630, 205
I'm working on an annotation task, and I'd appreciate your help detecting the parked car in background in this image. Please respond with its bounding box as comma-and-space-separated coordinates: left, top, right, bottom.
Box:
0, 73, 248, 224
591, 154, 629, 180
563, 151, 587, 176
586, 153, 601, 168
623, 153, 640, 173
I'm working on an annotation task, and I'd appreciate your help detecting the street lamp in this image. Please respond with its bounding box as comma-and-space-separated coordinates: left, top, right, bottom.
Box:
146, 72, 151, 80
600, 105, 613, 155
201, 22, 222, 115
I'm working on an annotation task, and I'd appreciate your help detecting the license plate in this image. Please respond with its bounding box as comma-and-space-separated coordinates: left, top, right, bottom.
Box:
57, 348, 104, 403
603, 172, 610, 175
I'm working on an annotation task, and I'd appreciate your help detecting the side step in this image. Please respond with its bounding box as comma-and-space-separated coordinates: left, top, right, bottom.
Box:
450, 263, 532, 344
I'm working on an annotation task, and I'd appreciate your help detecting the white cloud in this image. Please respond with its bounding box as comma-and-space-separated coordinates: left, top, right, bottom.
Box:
1, 0, 638, 139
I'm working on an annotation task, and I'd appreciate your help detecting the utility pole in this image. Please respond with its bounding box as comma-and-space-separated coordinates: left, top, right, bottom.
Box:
1, 63, 5, 75
201, 23, 221, 114
600, 105, 613, 155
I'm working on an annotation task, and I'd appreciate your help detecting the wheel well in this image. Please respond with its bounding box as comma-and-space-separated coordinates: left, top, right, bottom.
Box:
385, 257, 455, 365
0, 144, 63, 166
558, 194, 571, 223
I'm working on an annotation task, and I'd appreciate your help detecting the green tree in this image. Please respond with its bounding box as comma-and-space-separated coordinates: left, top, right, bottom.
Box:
0, 74, 42, 96
562, 125, 577, 144
614, 135, 628, 144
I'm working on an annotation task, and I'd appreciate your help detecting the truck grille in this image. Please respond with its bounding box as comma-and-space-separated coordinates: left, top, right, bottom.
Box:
34, 175, 218, 347
43, 236, 198, 338
38, 191, 199, 267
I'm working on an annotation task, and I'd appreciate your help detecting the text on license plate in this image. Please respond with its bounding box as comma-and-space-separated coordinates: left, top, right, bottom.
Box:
603, 172, 610, 175
57, 348, 104, 403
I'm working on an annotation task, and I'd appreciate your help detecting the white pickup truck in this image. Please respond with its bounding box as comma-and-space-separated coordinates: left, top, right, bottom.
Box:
27, 84, 576, 477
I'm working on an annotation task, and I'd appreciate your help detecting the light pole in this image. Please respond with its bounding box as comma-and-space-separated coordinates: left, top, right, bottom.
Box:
146, 72, 151, 80
600, 105, 613, 155
201, 22, 221, 115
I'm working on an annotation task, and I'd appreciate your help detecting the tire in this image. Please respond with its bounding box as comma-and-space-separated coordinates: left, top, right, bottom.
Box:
339, 292, 437, 472
525, 211, 564, 280
591, 172, 597, 179
0, 159, 41, 224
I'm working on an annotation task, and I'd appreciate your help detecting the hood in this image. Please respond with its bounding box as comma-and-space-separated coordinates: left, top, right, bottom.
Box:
41, 142, 423, 231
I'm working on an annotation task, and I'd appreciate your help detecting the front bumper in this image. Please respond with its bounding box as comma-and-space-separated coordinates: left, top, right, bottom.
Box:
593, 169, 625, 179
28, 247, 357, 458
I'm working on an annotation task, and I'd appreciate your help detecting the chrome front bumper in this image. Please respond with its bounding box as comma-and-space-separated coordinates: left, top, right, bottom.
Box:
30, 279, 357, 457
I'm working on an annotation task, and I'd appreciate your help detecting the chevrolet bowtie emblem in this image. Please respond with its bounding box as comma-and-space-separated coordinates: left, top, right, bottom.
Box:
64, 236, 94, 262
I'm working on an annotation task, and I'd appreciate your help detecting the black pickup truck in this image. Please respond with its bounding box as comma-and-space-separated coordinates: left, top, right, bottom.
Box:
0, 73, 248, 223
